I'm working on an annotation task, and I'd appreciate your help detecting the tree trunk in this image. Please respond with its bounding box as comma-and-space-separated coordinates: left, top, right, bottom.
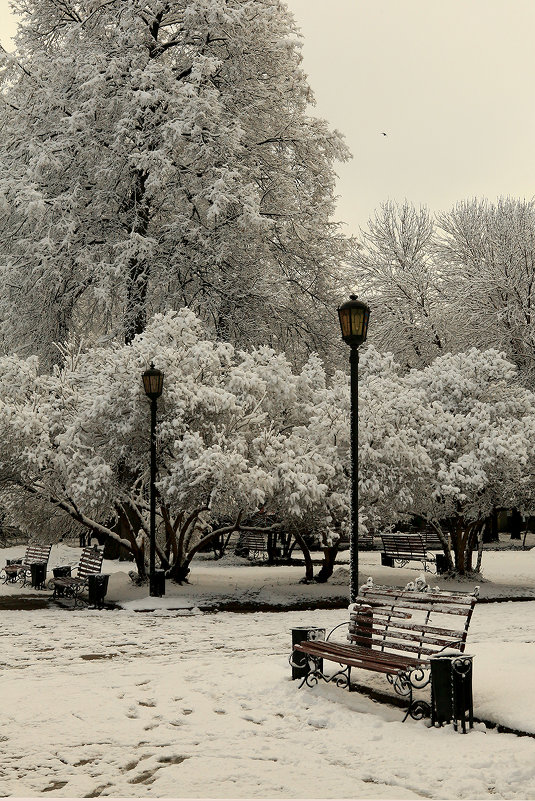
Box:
482, 508, 499, 543
290, 530, 314, 582
123, 169, 150, 345
314, 542, 340, 583
510, 508, 522, 540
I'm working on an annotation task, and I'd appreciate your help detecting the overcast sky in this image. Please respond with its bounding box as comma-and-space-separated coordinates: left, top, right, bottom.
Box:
1, 0, 534, 237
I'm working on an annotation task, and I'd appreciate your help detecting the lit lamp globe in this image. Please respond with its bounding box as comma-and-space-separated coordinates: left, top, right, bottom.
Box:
142, 363, 164, 400
337, 295, 370, 348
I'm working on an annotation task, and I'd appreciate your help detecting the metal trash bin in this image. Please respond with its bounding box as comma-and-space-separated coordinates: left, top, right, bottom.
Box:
435, 553, 449, 574
290, 626, 326, 680
30, 561, 47, 590
52, 565, 72, 597
430, 652, 474, 732
53, 565, 72, 578
87, 574, 109, 608
150, 569, 166, 598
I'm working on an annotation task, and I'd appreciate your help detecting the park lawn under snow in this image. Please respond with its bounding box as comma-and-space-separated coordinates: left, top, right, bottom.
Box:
3, 544, 535, 798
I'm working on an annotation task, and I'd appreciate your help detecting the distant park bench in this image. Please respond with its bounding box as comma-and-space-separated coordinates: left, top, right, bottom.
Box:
1, 544, 52, 587
49, 547, 104, 608
291, 585, 478, 724
331, 532, 373, 552
380, 533, 447, 573
237, 532, 268, 559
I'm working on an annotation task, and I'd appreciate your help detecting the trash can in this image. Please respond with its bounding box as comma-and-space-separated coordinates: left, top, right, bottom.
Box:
52, 565, 72, 597
87, 574, 109, 608
290, 626, 326, 680
381, 553, 394, 567
430, 652, 474, 732
30, 561, 47, 590
435, 554, 449, 574
150, 569, 166, 598
53, 565, 72, 578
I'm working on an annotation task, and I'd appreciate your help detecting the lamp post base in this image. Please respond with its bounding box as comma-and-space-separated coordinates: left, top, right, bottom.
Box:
150, 570, 166, 597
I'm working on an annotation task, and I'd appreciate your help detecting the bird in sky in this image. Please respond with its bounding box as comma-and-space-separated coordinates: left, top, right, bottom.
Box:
380, 132, 387, 136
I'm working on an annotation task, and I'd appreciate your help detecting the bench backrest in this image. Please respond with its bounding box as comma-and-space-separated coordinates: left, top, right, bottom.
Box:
24, 544, 52, 565
240, 532, 267, 551
380, 533, 428, 559
348, 587, 477, 663
359, 532, 373, 549
420, 530, 443, 550
77, 547, 103, 579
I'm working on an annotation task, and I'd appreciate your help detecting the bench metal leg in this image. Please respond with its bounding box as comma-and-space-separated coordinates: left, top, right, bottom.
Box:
387, 667, 431, 722
294, 655, 351, 690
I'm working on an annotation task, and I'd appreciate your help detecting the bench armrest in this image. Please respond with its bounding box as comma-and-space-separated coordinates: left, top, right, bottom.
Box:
326, 621, 350, 641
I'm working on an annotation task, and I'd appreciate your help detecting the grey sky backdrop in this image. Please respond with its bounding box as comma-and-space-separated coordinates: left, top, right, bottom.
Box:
1, 0, 535, 237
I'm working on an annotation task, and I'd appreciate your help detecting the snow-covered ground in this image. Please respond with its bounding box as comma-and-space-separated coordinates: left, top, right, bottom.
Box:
3, 543, 535, 798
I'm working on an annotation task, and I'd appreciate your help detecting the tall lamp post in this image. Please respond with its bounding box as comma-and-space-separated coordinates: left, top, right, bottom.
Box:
142, 363, 164, 597
337, 295, 370, 603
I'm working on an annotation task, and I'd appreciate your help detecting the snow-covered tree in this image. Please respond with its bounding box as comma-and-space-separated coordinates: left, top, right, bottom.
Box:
0, 0, 352, 367
358, 346, 535, 574
0, 308, 348, 581
436, 197, 535, 386
354, 201, 446, 369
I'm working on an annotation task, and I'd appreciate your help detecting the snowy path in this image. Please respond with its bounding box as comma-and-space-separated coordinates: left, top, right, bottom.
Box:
2, 603, 535, 798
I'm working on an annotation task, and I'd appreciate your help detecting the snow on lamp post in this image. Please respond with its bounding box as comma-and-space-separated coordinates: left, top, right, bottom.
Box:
337, 295, 370, 603
142, 363, 164, 597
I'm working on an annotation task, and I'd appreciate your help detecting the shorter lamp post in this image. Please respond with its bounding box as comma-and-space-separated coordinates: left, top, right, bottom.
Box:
142, 363, 164, 597
337, 295, 370, 603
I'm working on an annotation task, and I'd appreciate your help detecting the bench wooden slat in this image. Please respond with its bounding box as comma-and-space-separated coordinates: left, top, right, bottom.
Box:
349, 630, 464, 652
349, 616, 466, 641
76, 549, 104, 579
358, 598, 472, 616
349, 617, 468, 642
351, 606, 412, 620
295, 640, 423, 672
360, 587, 473, 605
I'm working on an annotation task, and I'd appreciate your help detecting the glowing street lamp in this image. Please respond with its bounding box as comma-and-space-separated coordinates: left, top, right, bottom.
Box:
142, 363, 164, 597
337, 295, 370, 603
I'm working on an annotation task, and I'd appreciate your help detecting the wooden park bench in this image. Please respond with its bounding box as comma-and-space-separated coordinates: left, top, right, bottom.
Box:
291, 585, 478, 723
359, 531, 374, 549
237, 531, 268, 560
1, 544, 52, 587
339, 532, 373, 550
380, 532, 445, 572
49, 547, 104, 608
